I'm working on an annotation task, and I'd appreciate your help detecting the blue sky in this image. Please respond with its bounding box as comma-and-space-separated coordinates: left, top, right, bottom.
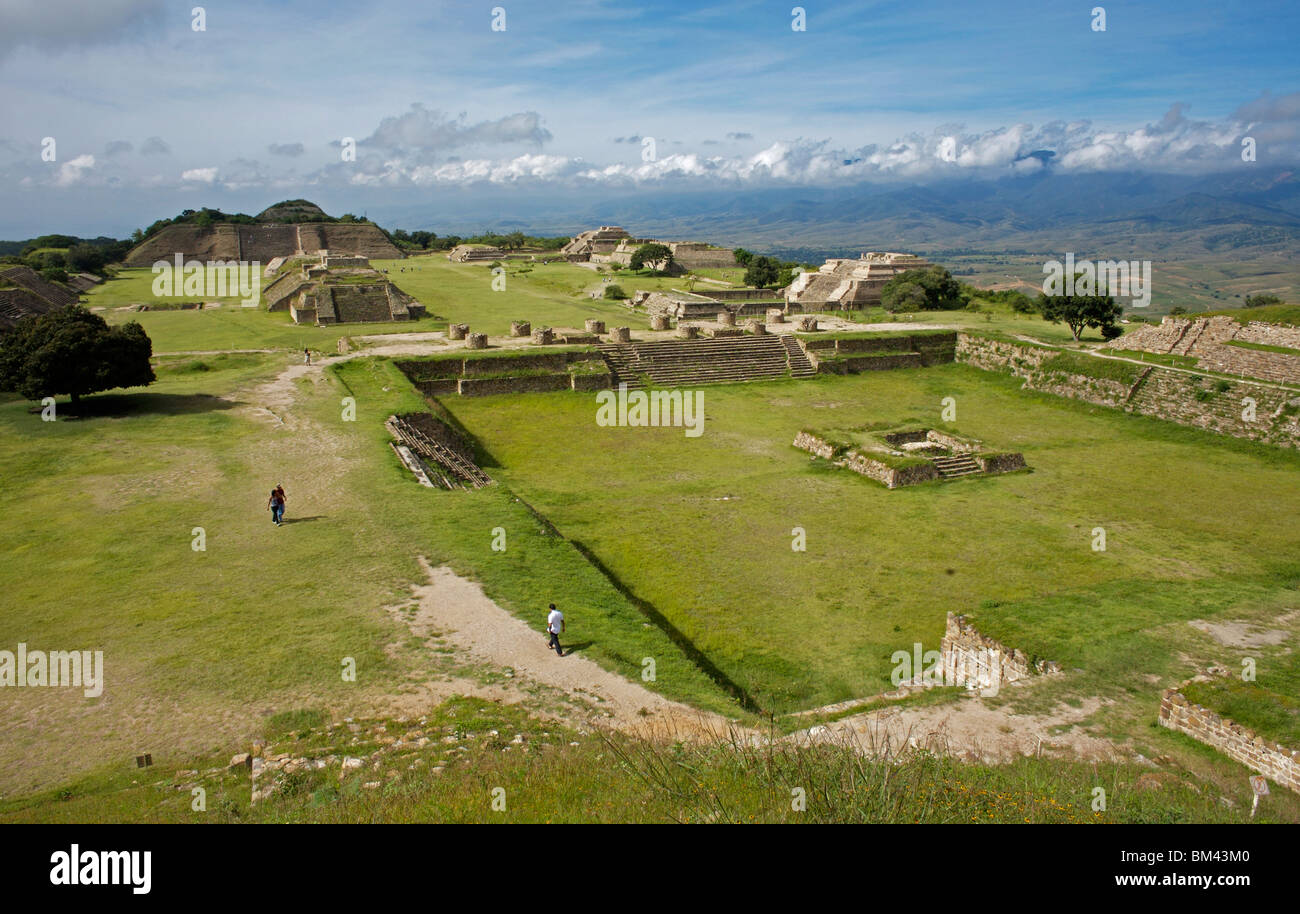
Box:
0, 0, 1297, 235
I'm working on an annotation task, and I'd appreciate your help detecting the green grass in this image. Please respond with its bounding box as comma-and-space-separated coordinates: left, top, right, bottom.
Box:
88, 268, 443, 352
375, 257, 661, 336
1106, 349, 1201, 370
438, 364, 1300, 716
1225, 339, 1300, 356
1181, 661, 1300, 749
1040, 350, 1143, 384
1200, 303, 1300, 327
3, 695, 1285, 824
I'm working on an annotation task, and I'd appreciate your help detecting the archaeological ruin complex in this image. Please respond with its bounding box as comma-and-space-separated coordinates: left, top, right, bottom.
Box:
785, 252, 934, 311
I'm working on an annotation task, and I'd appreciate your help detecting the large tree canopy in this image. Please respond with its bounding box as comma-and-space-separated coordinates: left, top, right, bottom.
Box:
629, 243, 674, 273
880, 266, 966, 312
0, 305, 155, 408
743, 255, 781, 289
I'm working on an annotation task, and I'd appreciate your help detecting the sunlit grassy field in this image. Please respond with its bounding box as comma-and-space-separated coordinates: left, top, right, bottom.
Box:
441, 364, 1300, 714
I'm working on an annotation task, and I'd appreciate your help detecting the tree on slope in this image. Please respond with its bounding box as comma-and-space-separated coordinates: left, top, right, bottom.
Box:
0, 305, 155, 410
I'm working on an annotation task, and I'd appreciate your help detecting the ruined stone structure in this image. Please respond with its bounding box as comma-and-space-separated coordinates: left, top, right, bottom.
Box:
560, 226, 736, 270
1111, 315, 1300, 387
0, 266, 80, 328
793, 427, 1025, 488
1160, 678, 1300, 795
395, 351, 612, 398
598, 335, 812, 389
124, 220, 403, 266
942, 613, 1061, 686
785, 252, 934, 312
263, 254, 423, 325
448, 245, 506, 263
386, 413, 491, 489
560, 226, 632, 261
957, 333, 1300, 448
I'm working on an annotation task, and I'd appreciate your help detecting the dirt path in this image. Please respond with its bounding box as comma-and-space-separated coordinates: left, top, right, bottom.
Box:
405, 560, 737, 741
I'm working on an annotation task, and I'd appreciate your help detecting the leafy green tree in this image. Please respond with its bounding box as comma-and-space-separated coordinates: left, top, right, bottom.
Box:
744, 255, 780, 288
1035, 275, 1123, 341
733, 248, 754, 267
603, 284, 627, 300
0, 305, 155, 409
630, 243, 674, 273
881, 267, 964, 311
1244, 293, 1283, 308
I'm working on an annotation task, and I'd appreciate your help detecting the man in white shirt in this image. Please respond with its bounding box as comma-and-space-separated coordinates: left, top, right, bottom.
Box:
546, 603, 565, 657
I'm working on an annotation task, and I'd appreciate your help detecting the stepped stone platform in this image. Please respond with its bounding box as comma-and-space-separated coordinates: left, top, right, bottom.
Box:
597, 334, 808, 389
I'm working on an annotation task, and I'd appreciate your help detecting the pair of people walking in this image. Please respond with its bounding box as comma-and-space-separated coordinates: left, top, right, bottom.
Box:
267, 484, 287, 526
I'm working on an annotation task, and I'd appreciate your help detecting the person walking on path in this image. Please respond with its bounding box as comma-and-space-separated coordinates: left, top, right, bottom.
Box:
274, 484, 287, 523
303, 347, 311, 365
268, 487, 285, 526
546, 603, 565, 657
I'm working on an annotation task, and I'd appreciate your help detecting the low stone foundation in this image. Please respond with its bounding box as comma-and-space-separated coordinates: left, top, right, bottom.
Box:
718, 310, 736, 326
610, 326, 631, 343
678, 324, 700, 340
746, 319, 766, 335
651, 314, 671, 331
941, 612, 1061, 687
466, 332, 487, 350
510, 320, 531, 337
796, 316, 818, 332
1160, 680, 1300, 794
448, 323, 469, 340
767, 309, 785, 323
531, 327, 554, 345
585, 319, 606, 335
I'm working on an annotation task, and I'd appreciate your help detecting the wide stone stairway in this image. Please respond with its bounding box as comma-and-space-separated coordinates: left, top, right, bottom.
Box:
597, 334, 808, 388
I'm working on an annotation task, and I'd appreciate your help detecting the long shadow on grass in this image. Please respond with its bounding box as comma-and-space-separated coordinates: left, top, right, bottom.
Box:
56, 392, 239, 419
569, 537, 760, 714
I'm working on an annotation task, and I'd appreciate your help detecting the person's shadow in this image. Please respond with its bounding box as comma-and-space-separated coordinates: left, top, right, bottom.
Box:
282, 515, 326, 524
561, 641, 593, 656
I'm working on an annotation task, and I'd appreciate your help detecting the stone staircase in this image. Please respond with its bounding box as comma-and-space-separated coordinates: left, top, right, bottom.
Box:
929, 454, 981, 478
780, 334, 817, 378
597, 335, 797, 388
386, 416, 491, 489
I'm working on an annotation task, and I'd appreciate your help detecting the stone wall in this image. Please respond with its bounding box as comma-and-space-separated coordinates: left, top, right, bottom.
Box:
820, 353, 925, 373
975, 453, 1027, 474
941, 612, 1060, 687
457, 374, 572, 397
841, 451, 939, 487
792, 431, 837, 459
1159, 684, 1300, 794
956, 333, 1300, 448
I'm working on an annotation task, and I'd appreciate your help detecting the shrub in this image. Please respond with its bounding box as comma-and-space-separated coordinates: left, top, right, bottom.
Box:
603, 284, 627, 300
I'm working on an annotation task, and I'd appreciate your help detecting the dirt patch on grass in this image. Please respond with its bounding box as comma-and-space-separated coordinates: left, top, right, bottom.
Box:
800, 686, 1125, 764
1188, 619, 1291, 648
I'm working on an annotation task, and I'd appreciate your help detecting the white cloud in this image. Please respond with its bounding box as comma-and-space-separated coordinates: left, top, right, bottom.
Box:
181, 167, 218, 183
55, 153, 94, 186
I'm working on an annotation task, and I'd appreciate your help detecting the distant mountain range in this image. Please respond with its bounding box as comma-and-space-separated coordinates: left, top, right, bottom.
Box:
374, 168, 1300, 264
